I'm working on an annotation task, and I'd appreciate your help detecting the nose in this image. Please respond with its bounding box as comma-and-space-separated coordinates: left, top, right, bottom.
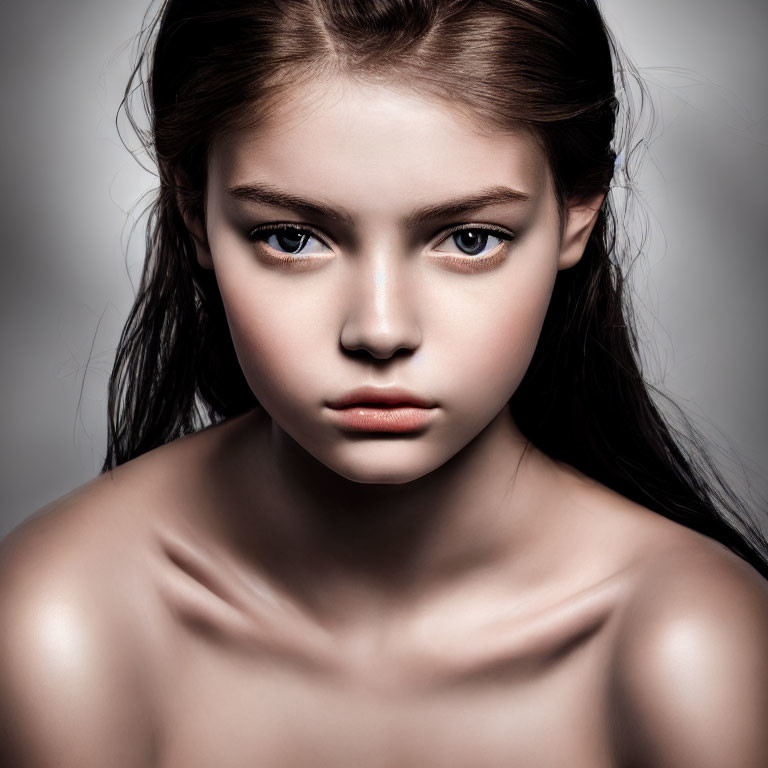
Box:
339, 251, 422, 360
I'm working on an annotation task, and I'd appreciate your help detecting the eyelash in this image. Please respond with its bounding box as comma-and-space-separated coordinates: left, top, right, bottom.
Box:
246, 222, 516, 268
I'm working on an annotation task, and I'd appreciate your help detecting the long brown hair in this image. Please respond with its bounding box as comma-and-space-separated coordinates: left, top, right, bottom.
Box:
105, 0, 768, 577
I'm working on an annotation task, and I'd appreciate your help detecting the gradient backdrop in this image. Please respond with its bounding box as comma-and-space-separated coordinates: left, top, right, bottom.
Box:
1, 0, 767, 537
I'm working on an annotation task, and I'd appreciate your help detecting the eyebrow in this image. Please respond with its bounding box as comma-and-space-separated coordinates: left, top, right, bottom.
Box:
226, 182, 532, 227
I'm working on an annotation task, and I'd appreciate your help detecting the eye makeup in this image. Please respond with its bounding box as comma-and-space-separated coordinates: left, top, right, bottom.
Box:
246, 221, 517, 272
247, 222, 331, 252
431, 223, 515, 272
245, 223, 332, 270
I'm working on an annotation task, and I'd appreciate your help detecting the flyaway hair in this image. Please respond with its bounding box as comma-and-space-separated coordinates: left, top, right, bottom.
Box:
105, 0, 768, 578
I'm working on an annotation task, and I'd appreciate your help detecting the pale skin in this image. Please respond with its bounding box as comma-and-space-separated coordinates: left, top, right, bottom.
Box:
1, 75, 768, 767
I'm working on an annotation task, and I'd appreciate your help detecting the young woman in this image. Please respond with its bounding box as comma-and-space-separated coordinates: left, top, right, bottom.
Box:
1, 1, 767, 766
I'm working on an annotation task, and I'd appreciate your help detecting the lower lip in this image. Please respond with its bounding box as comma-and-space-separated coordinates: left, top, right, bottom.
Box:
328, 406, 436, 433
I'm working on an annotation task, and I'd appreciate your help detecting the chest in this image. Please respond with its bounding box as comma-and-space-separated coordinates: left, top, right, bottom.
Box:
154, 624, 618, 768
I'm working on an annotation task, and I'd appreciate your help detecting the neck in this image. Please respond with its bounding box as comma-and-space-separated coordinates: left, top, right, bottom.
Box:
213, 406, 559, 627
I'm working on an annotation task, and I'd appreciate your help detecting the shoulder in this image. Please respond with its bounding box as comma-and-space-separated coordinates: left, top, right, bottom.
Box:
0, 417, 246, 765
0, 479, 161, 766
609, 537, 768, 767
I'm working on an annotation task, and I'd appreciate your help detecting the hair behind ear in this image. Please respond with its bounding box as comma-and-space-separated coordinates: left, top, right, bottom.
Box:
172, 168, 212, 269
559, 193, 606, 270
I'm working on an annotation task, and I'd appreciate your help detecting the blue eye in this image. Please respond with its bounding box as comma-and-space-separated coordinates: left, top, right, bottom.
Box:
435, 227, 514, 257
248, 224, 330, 256
247, 222, 515, 261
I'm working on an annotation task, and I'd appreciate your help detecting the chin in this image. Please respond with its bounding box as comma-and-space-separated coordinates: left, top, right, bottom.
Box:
318, 447, 443, 486
332, 469, 428, 485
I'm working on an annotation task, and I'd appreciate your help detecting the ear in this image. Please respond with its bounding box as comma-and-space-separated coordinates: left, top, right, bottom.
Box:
174, 172, 214, 270
557, 192, 606, 270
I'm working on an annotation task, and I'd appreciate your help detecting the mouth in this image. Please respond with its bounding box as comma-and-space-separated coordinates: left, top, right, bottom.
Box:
326, 404, 437, 433
325, 387, 437, 432
338, 401, 426, 408
326, 386, 437, 411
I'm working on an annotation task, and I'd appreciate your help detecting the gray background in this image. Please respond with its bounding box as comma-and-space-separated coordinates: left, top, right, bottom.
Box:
1, 0, 766, 538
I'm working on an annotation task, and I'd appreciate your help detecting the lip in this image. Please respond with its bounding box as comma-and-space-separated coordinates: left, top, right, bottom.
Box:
327, 405, 436, 433
326, 386, 437, 410
326, 386, 437, 433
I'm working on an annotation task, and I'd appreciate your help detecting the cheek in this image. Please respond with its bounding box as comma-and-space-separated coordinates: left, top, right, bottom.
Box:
213, 261, 339, 412
430, 243, 559, 411
212, 225, 559, 427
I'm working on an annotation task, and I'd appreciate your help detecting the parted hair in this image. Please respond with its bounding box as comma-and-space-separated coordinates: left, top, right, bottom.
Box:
105, 0, 768, 577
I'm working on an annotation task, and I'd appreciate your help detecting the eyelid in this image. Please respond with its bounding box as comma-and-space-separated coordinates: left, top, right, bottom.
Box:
433, 222, 516, 248
247, 222, 333, 251
246, 221, 517, 259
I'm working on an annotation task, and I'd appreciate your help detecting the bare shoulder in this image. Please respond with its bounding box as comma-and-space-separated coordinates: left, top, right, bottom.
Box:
0, 474, 165, 767
0, 430, 213, 768
0, 416, 249, 764
609, 533, 768, 768
546, 464, 768, 765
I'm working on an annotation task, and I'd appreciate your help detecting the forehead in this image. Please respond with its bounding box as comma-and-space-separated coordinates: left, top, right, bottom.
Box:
209, 75, 551, 209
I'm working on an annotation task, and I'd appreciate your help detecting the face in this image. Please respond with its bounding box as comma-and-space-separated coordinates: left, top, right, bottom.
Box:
194, 76, 600, 484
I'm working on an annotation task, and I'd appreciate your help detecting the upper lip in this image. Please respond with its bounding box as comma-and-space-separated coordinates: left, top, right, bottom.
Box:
327, 386, 437, 409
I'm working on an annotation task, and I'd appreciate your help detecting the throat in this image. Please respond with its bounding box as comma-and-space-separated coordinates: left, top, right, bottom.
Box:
208, 407, 565, 632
